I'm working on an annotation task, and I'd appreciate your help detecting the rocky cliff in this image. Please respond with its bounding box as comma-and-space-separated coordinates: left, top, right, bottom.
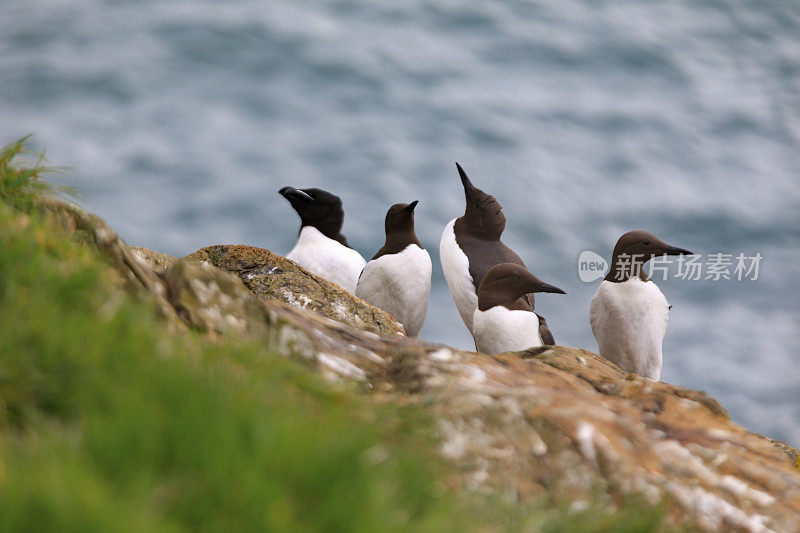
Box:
47, 198, 800, 532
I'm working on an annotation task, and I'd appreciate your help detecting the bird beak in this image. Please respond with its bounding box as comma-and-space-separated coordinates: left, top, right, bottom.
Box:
536, 282, 566, 295
279, 186, 313, 202
456, 162, 474, 192
404, 200, 419, 212
663, 244, 693, 256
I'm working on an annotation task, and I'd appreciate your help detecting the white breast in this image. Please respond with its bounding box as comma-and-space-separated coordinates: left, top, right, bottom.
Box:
439, 219, 478, 333
472, 306, 543, 355
286, 226, 366, 293
355, 244, 432, 337
589, 278, 670, 380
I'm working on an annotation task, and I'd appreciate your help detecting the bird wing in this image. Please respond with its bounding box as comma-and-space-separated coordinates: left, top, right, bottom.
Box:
536, 313, 556, 346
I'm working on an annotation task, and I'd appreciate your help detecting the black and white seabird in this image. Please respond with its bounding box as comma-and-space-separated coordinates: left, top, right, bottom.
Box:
279, 186, 366, 293
355, 201, 432, 337
589, 230, 693, 380
472, 263, 565, 355
439, 163, 557, 344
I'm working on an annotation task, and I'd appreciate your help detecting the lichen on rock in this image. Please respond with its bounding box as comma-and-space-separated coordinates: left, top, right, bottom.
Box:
182, 244, 404, 337
163, 259, 272, 338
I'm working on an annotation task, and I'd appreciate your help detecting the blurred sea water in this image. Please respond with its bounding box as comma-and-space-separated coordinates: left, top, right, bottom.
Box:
2, 0, 799, 442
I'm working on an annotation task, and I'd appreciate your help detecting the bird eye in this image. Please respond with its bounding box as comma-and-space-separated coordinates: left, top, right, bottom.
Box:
514, 274, 521, 280
643, 240, 650, 246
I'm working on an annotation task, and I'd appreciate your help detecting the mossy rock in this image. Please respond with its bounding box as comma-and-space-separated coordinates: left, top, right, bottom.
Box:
182, 245, 404, 338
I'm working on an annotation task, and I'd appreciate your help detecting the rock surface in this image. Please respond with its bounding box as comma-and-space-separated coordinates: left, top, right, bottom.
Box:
46, 200, 800, 532
182, 244, 404, 337
37, 198, 184, 329
228, 308, 800, 531
163, 259, 272, 339
130, 245, 177, 273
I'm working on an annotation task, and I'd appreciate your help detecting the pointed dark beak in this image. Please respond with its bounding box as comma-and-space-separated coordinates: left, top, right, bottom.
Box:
663, 244, 693, 256
404, 200, 419, 212
455, 162, 474, 191
279, 186, 313, 202
535, 282, 566, 295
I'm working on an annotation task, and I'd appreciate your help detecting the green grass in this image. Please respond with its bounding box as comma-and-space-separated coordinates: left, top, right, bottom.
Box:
0, 137, 668, 532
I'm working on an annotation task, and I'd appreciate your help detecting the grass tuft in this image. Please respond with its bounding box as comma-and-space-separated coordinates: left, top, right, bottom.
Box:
0, 135, 73, 212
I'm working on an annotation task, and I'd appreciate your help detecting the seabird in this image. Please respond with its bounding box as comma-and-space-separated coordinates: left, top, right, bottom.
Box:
589, 230, 693, 380
473, 263, 565, 355
439, 162, 557, 345
279, 186, 365, 293
355, 201, 431, 337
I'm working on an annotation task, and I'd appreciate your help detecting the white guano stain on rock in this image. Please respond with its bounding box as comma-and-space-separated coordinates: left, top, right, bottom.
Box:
190, 279, 212, 306
132, 251, 148, 267
224, 314, 247, 332
317, 353, 367, 381
281, 289, 312, 309
667, 482, 774, 533
530, 431, 548, 456
347, 343, 385, 364
428, 348, 455, 362
94, 227, 110, 243
463, 365, 487, 384
440, 420, 468, 459
719, 475, 776, 507
331, 302, 353, 321
657, 439, 776, 509
576, 422, 597, 465
273, 323, 315, 360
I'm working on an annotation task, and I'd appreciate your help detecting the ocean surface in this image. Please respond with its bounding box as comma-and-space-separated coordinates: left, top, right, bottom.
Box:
2, 0, 799, 443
